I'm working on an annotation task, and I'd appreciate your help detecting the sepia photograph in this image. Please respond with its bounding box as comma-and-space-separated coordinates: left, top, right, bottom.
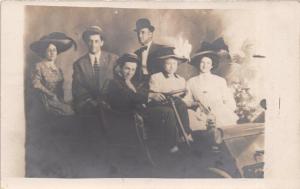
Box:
24, 5, 266, 178
1, 1, 299, 189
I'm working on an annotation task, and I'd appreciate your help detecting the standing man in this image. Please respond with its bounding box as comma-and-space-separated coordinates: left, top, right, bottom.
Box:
72, 26, 118, 115
134, 18, 165, 82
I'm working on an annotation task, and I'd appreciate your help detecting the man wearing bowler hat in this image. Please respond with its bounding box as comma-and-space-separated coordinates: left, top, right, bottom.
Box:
72, 26, 118, 115
134, 18, 165, 82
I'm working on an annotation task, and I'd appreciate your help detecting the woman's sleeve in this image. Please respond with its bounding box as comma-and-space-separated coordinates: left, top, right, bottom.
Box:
132, 84, 148, 104
182, 79, 195, 107
148, 75, 160, 92
32, 64, 54, 97
221, 79, 237, 111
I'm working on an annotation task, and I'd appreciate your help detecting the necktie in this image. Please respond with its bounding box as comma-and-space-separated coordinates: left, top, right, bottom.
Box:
93, 57, 100, 91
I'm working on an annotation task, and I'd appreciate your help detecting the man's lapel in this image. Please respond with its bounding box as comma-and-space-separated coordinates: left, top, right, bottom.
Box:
99, 51, 108, 66
81, 54, 95, 86
148, 42, 156, 55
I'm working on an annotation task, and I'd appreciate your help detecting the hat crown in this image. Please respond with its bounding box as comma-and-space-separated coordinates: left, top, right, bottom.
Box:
40, 32, 69, 41
195, 37, 229, 54
86, 25, 103, 33
135, 18, 155, 32
211, 37, 229, 52
156, 46, 176, 58
122, 53, 138, 60
136, 18, 151, 26
153, 46, 187, 63
196, 41, 215, 53
82, 25, 104, 41
117, 53, 139, 65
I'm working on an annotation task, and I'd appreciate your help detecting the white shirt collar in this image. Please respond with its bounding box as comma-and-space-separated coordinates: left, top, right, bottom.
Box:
89, 51, 101, 65
143, 41, 152, 51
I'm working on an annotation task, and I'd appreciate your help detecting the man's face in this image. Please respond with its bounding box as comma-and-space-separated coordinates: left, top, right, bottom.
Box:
121, 62, 137, 80
199, 57, 213, 73
45, 43, 57, 61
163, 58, 178, 75
137, 28, 153, 46
86, 34, 103, 54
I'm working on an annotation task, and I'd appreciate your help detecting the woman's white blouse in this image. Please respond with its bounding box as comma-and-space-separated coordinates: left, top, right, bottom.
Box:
183, 73, 238, 127
149, 72, 186, 93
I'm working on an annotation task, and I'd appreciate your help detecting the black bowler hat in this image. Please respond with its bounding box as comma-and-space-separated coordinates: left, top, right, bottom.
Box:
134, 18, 155, 32
156, 46, 188, 63
116, 53, 139, 67
30, 32, 77, 58
190, 41, 219, 69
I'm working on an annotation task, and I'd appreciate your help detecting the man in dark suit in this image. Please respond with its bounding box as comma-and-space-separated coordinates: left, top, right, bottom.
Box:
72, 26, 118, 115
133, 18, 165, 82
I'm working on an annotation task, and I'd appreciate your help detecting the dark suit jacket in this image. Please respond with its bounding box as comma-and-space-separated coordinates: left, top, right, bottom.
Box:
106, 76, 148, 113
134, 42, 166, 81
72, 50, 118, 114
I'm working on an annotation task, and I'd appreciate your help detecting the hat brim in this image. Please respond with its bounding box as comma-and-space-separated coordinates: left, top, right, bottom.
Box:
190, 51, 219, 68
158, 55, 188, 63
30, 39, 74, 57
134, 26, 155, 32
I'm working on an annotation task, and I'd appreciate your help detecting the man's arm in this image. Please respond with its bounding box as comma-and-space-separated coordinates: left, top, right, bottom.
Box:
72, 61, 97, 111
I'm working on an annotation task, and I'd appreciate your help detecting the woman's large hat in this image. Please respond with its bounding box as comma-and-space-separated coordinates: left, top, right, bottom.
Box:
116, 53, 139, 66
190, 41, 219, 68
134, 18, 155, 32
156, 46, 188, 63
30, 32, 76, 57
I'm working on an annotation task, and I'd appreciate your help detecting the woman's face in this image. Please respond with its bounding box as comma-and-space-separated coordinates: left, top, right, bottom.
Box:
163, 58, 178, 75
45, 43, 57, 61
121, 62, 137, 80
199, 56, 213, 73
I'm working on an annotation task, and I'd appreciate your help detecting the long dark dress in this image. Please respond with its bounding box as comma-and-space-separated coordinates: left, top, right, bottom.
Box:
107, 75, 190, 149
106, 76, 148, 113
32, 61, 74, 116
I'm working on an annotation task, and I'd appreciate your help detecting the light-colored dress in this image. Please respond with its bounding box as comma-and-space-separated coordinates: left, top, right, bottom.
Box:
183, 73, 238, 130
32, 61, 74, 116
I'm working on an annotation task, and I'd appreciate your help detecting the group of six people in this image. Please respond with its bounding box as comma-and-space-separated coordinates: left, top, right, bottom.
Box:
30, 18, 238, 153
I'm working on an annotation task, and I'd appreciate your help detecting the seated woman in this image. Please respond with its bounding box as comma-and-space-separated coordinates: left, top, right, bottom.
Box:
106, 53, 148, 113
30, 32, 76, 116
183, 42, 238, 130
105, 53, 149, 145
147, 47, 192, 153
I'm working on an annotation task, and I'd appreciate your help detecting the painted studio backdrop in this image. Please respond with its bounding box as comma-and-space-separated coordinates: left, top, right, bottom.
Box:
24, 6, 266, 178
25, 6, 265, 102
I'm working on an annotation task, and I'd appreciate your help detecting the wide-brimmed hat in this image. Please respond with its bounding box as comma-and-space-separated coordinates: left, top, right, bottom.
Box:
30, 32, 77, 57
190, 41, 219, 69
156, 46, 188, 63
134, 18, 155, 32
82, 26, 104, 42
116, 53, 139, 67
